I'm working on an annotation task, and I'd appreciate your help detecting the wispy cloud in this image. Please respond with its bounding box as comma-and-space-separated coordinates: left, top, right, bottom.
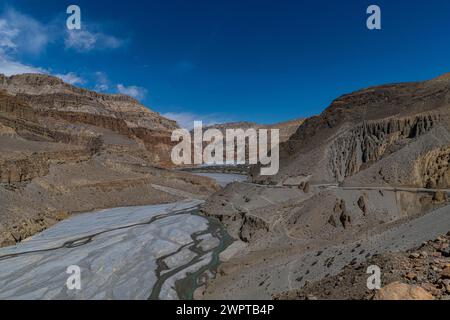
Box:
0, 7, 145, 103
0, 16, 84, 82
94, 71, 110, 91
0, 8, 51, 55
0, 6, 125, 79
117, 84, 147, 100
0, 51, 46, 76
0, 20, 18, 51
161, 112, 231, 130
0, 8, 51, 76
55, 72, 85, 85
65, 29, 124, 52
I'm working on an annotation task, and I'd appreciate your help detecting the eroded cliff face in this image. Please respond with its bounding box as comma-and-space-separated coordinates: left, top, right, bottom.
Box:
0, 73, 177, 129
261, 74, 450, 185
0, 73, 178, 167
201, 74, 450, 284
190, 74, 450, 300
329, 113, 440, 181
413, 146, 450, 189
0, 73, 220, 247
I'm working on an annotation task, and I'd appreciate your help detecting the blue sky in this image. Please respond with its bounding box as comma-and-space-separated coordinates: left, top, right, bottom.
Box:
1, 1, 450, 128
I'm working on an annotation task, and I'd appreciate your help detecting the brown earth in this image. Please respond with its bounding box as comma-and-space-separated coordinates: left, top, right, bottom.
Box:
198, 118, 305, 143
199, 72, 450, 300
0, 73, 219, 247
274, 232, 450, 300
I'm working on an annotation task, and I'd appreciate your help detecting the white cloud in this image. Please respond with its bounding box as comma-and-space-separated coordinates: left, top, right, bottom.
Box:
94, 71, 110, 91
0, 8, 50, 55
0, 8, 52, 77
0, 7, 123, 86
0, 50, 47, 76
0, 7, 124, 54
0, 7, 139, 105
117, 84, 147, 100
161, 112, 229, 130
0, 20, 18, 51
0, 53, 86, 85
55, 72, 85, 85
65, 30, 124, 52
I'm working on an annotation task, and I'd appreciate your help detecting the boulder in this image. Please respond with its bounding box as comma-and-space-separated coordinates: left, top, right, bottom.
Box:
433, 191, 448, 203
441, 267, 450, 279
373, 282, 434, 300
357, 196, 367, 214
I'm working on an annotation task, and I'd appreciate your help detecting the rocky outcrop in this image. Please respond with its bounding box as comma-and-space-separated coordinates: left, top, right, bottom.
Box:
0, 90, 103, 148
1, 210, 69, 247
0, 123, 15, 136
328, 113, 439, 181
414, 146, 450, 189
269, 73, 450, 184
0, 73, 221, 248
1, 73, 178, 131
0, 150, 90, 184
357, 195, 367, 214
275, 232, 450, 300
199, 73, 450, 300
0, 90, 37, 120
0, 74, 178, 167
200, 119, 305, 143
239, 214, 270, 242
373, 282, 434, 300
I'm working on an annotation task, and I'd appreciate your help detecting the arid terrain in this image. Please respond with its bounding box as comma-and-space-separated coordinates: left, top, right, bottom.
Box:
3, 71, 450, 300
197, 73, 450, 300
0, 73, 220, 247
198, 118, 305, 144
274, 232, 450, 300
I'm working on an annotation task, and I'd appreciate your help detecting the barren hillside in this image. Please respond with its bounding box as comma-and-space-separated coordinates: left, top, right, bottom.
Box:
199, 73, 450, 300
0, 74, 219, 247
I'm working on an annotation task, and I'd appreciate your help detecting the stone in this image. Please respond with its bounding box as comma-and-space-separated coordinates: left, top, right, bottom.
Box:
373, 282, 434, 300
10, 231, 21, 242
444, 283, 450, 294
404, 272, 417, 281
219, 240, 248, 262
327, 215, 337, 228
441, 267, 450, 279
433, 191, 447, 203
303, 182, 310, 193
421, 283, 441, 296
409, 253, 420, 259
357, 196, 367, 215
439, 246, 450, 257
432, 252, 442, 258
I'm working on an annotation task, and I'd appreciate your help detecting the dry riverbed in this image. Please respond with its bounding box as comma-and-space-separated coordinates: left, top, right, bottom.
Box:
0, 199, 234, 300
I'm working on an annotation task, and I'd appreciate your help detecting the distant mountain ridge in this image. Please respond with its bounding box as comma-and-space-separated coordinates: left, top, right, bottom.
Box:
193, 118, 305, 143
0, 73, 178, 132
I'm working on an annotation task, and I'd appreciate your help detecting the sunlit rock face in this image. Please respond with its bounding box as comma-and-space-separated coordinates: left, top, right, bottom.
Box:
0, 75, 220, 248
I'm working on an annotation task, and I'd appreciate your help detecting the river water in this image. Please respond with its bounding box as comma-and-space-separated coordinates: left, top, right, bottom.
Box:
0, 172, 246, 300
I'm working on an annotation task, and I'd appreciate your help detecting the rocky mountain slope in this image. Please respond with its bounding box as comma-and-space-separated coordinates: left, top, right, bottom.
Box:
197, 118, 305, 143
275, 232, 450, 300
198, 73, 450, 300
0, 73, 219, 247
189, 118, 304, 166
258, 74, 450, 186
